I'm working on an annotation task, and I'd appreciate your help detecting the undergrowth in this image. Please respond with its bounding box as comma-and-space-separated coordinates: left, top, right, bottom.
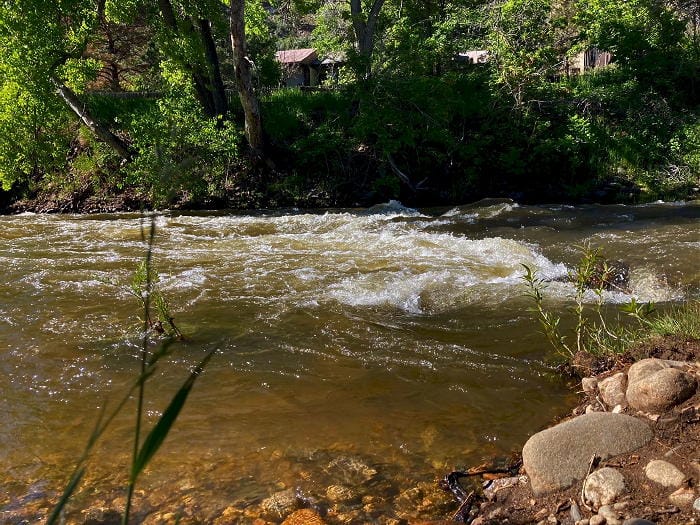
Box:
522, 244, 654, 360
523, 244, 700, 366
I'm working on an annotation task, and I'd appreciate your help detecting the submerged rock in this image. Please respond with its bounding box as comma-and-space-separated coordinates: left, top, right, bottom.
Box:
325, 484, 359, 504
281, 509, 326, 525
260, 488, 301, 519
522, 413, 652, 495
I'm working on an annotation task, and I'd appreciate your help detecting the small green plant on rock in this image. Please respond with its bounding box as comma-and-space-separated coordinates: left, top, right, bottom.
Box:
129, 258, 183, 339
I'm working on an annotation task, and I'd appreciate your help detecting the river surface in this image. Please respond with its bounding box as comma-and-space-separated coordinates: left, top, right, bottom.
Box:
1, 200, 699, 523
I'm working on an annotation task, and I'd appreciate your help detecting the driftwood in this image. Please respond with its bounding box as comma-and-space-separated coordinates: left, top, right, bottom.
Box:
440, 457, 523, 523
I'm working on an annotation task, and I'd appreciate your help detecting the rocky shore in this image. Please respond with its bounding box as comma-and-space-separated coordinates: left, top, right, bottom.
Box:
454, 337, 700, 525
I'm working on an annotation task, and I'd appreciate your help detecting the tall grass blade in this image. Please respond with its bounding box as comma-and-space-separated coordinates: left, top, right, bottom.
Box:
129, 350, 215, 483
46, 467, 85, 525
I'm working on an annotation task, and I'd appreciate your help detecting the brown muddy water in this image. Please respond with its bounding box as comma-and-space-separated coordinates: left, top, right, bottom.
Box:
1, 200, 699, 523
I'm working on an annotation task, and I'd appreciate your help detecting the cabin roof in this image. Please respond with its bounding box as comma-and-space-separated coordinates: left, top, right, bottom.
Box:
275, 48, 318, 65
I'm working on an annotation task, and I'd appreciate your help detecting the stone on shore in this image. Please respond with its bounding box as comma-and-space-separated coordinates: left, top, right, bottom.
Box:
522, 412, 652, 495
669, 487, 696, 507
626, 366, 697, 413
599, 373, 628, 408
583, 467, 626, 507
644, 460, 686, 488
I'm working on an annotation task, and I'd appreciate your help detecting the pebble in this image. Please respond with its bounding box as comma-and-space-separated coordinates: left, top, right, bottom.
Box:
599, 504, 621, 524
260, 489, 300, 519
325, 484, 358, 504
694, 497, 700, 512
643, 460, 686, 488
590, 515, 606, 525
621, 520, 656, 525
599, 373, 627, 408
668, 487, 696, 507
583, 377, 599, 394
483, 475, 527, 500
281, 509, 326, 525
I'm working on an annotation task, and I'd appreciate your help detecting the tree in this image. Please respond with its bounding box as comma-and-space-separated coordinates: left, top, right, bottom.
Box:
230, 0, 265, 157
350, 0, 387, 78
153, 0, 230, 120
0, 0, 132, 162
574, 0, 686, 73
487, 0, 560, 107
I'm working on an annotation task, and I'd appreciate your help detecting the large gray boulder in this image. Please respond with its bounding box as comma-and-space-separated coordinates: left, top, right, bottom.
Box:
627, 367, 697, 413
522, 412, 652, 495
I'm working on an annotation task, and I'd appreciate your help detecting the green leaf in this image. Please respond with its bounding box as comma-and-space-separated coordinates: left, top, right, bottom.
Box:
46, 467, 85, 525
129, 350, 215, 482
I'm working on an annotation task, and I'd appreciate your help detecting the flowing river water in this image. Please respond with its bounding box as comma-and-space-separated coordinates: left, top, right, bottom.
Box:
1, 200, 699, 523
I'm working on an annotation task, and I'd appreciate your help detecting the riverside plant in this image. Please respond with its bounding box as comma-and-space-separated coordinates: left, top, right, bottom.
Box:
521, 244, 655, 361
47, 215, 214, 525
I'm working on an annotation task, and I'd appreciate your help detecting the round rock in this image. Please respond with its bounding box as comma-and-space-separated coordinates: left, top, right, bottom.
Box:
599, 373, 627, 408
644, 460, 686, 488
582, 376, 598, 395
669, 487, 696, 507
326, 484, 358, 503
282, 509, 326, 525
584, 467, 626, 507
627, 368, 697, 413
522, 412, 652, 495
260, 488, 300, 519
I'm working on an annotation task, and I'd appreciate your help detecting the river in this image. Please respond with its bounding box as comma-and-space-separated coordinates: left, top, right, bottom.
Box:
1, 200, 698, 523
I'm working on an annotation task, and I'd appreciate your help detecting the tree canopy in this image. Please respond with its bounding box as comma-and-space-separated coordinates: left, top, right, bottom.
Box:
0, 0, 698, 208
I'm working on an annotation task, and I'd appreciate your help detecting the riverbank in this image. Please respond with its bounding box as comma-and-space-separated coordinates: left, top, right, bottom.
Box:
2, 171, 699, 216
446, 335, 700, 525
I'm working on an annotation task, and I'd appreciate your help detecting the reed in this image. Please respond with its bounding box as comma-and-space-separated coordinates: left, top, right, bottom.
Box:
523, 245, 700, 365
48, 214, 214, 525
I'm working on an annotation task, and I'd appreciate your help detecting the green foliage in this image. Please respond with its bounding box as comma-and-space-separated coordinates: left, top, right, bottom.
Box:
311, 0, 353, 57
575, 0, 686, 74
126, 69, 241, 206
0, 0, 699, 207
643, 301, 700, 339
522, 245, 655, 361
0, 80, 70, 190
488, 0, 560, 106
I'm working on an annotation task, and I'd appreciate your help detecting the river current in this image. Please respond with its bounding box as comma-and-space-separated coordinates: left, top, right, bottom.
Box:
1, 199, 698, 522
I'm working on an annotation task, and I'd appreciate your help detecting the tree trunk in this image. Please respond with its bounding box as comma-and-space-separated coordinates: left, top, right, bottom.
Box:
350, 0, 386, 78
229, 0, 264, 157
198, 18, 229, 120
51, 77, 132, 160
156, 0, 222, 119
